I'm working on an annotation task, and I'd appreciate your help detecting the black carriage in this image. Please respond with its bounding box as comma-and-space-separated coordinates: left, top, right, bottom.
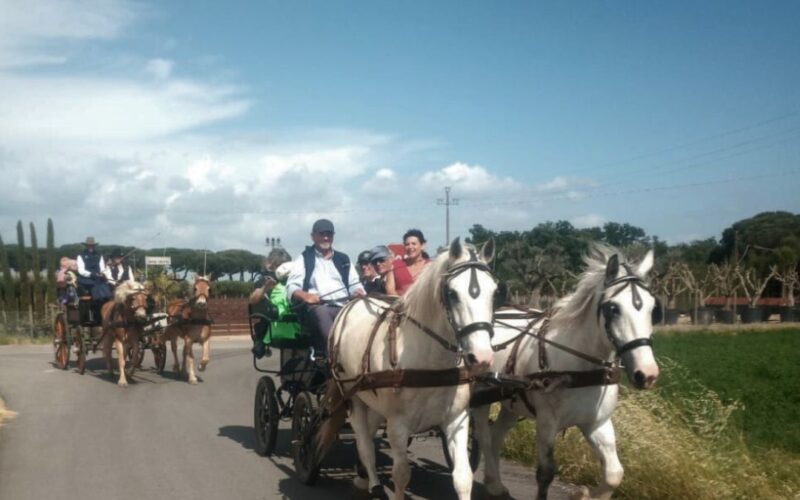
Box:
52, 283, 104, 374
249, 301, 480, 486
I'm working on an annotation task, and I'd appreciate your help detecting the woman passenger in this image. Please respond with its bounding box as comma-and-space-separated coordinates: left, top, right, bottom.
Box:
385, 229, 430, 296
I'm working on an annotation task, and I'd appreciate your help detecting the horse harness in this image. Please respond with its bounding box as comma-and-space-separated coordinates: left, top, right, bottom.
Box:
167, 296, 215, 327
327, 256, 497, 410
472, 265, 657, 412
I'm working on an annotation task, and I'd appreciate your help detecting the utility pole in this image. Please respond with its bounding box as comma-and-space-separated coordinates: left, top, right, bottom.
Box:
437, 187, 459, 246
265, 236, 282, 249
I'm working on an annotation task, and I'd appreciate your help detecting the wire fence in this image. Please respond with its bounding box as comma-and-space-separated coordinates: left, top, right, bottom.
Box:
0, 308, 56, 339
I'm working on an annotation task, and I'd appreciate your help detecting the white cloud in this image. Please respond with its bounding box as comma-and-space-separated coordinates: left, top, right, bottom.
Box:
419, 162, 520, 193
571, 214, 605, 228
145, 58, 174, 80
0, 0, 140, 68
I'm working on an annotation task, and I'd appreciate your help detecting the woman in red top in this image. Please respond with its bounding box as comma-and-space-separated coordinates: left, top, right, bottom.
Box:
386, 229, 431, 295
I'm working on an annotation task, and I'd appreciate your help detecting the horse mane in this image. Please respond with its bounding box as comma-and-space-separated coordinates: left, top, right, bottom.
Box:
550, 243, 627, 330
114, 280, 145, 304
401, 243, 479, 322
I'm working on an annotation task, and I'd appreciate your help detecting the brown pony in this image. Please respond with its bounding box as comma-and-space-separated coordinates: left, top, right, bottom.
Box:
163, 275, 212, 384
101, 281, 148, 386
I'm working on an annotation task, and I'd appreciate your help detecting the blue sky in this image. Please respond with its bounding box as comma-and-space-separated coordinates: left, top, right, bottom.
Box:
0, 0, 798, 258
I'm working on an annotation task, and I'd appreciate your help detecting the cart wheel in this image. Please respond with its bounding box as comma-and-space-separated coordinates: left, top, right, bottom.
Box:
441, 416, 480, 473
53, 314, 70, 370
292, 391, 321, 485
254, 376, 279, 456
153, 343, 167, 373
75, 328, 86, 375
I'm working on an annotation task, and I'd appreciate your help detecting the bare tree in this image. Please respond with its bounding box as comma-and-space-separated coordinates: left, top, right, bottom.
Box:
736, 266, 777, 309
772, 264, 799, 308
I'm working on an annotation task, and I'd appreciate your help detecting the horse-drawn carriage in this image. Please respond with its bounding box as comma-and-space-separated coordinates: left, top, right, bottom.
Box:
249, 241, 664, 499
52, 279, 168, 377
250, 239, 492, 498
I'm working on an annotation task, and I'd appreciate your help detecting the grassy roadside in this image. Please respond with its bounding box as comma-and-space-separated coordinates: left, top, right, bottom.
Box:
0, 333, 52, 346
501, 327, 800, 499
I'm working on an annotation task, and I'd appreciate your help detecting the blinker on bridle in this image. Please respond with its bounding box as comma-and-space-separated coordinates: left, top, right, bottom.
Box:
598, 263, 654, 357
441, 249, 496, 342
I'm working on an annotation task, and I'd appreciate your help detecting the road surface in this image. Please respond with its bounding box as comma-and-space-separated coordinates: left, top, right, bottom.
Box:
0, 340, 574, 499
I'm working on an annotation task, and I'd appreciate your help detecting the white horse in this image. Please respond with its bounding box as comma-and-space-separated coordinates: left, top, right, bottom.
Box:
317, 238, 497, 500
474, 245, 661, 500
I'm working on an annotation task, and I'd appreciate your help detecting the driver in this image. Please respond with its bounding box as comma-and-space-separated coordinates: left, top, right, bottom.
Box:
76, 236, 112, 320
285, 219, 364, 355
103, 248, 135, 288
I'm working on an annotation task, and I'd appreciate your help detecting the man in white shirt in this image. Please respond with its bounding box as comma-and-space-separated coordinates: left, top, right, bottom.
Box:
286, 219, 364, 354
103, 248, 135, 288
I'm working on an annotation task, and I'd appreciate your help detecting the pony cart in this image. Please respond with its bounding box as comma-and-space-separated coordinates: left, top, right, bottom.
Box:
125, 312, 168, 373
251, 239, 495, 498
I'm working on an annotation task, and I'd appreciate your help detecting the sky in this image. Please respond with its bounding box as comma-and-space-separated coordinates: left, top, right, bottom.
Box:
0, 0, 798, 259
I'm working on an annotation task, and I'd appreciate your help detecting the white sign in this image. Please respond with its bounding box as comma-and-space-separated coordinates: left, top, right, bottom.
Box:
145, 256, 172, 266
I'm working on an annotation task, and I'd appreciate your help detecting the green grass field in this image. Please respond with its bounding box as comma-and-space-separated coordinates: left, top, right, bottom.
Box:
654, 327, 800, 453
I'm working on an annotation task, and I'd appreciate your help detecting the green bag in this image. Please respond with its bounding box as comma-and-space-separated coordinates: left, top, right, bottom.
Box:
262, 284, 302, 345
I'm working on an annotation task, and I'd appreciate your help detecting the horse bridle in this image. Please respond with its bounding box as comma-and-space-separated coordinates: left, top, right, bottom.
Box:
440, 252, 496, 345
191, 281, 209, 305
598, 263, 654, 357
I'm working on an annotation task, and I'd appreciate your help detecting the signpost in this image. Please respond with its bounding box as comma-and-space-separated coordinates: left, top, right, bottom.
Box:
145, 256, 171, 279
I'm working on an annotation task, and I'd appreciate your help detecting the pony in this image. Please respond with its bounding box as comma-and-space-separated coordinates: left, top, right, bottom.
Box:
101, 280, 149, 387
473, 245, 661, 500
163, 274, 212, 384
317, 238, 497, 500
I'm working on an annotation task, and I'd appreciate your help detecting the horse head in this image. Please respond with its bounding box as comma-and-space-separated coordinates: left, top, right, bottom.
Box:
441, 237, 497, 374
598, 250, 660, 389
127, 290, 149, 322
192, 274, 211, 309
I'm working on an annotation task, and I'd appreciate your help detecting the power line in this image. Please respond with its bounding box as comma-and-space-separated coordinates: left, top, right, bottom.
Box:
560, 109, 800, 175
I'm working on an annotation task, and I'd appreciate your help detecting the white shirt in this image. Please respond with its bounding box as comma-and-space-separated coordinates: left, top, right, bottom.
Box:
103, 263, 134, 285
77, 254, 107, 278
285, 248, 364, 305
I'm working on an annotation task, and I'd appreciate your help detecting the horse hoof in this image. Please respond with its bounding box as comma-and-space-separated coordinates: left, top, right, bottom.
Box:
569, 486, 592, 500
369, 485, 387, 499
198, 364, 207, 372
353, 476, 369, 491
118, 381, 128, 387
486, 488, 510, 500
188, 379, 198, 385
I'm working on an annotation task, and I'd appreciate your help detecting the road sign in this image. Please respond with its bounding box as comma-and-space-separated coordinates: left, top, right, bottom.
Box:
145, 256, 171, 266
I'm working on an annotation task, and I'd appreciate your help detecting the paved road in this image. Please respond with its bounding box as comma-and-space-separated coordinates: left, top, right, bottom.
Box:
0, 341, 571, 499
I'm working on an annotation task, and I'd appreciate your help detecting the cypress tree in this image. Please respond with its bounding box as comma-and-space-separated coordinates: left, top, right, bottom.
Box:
16, 221, 29, 312
0, 233, 13, 313
30, 222, 42, 313
46, 218, 56, 307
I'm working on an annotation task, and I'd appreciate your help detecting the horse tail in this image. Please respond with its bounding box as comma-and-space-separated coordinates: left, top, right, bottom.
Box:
316, 380, 348, 457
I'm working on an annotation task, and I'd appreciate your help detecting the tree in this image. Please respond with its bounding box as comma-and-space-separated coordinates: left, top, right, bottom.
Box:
16, 221, 30, 312
46, 219, 56, 307
0, 232, 13, 313
29, 222, 42, 313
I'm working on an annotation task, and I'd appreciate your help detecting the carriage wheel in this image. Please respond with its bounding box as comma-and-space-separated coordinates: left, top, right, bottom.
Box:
440, 416, 480, 473
254, 376, 279, 456
292, 391, 321, 485
53, 314, 70, 370
153, 343, 167, 373
75, 327, 86, 375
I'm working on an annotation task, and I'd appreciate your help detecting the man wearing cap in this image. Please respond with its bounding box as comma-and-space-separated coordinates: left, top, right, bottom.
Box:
76, 236, 112, 321
103, 248, 134, 288
285, 219, 364, 354
364, 245, 394, 294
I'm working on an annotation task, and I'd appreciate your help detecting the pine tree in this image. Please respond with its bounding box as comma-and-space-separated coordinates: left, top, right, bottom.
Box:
46, 218, 56, 307
30, 222, 42, 313
16, 221, 29, 312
